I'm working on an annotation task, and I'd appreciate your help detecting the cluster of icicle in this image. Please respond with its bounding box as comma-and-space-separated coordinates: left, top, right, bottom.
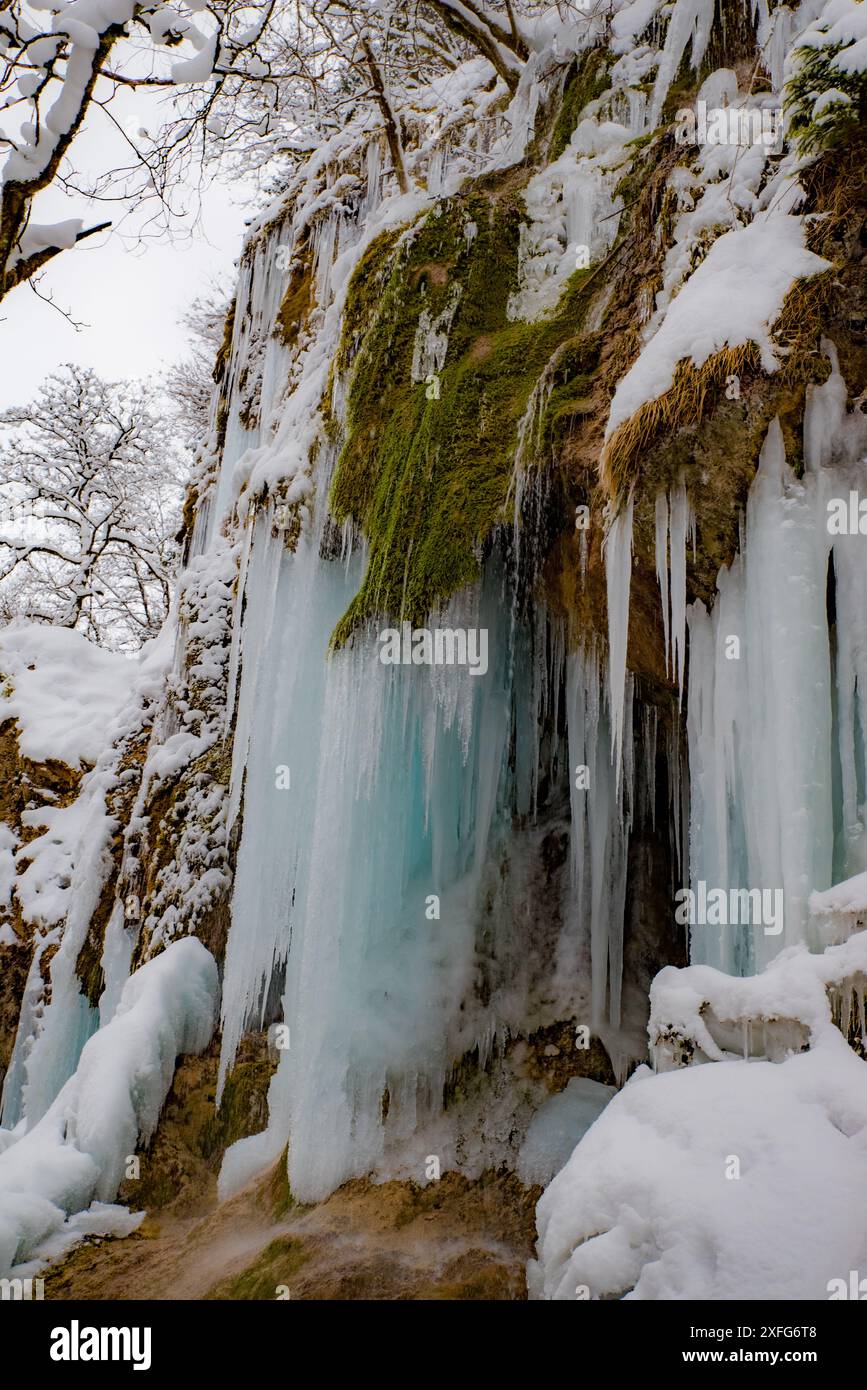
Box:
605, 345, 867, 977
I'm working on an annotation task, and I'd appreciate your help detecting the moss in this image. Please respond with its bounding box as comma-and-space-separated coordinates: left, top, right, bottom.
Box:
199, 1038, 276, 1161
329, 190, 600, 645
269, 1146, 295, 1219
548, 48, 611, 161
333, 224, 406, 382
204, 1236, 310, 1300
273, 247, 314, 348
213, 299, 236, 385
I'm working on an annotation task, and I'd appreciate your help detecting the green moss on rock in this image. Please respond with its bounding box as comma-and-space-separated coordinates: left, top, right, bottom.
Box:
329, 191, 600, 646
548, 49, 611, 161
205, 1236, 309, 1300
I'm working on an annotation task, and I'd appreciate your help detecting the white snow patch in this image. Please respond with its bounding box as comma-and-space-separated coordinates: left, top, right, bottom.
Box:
605, 214, 830, 438
0, 937, 219, 1274
0, 621, 131, 767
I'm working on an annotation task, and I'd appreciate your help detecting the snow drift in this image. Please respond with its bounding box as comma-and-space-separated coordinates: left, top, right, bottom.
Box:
0, 936, 218, 1274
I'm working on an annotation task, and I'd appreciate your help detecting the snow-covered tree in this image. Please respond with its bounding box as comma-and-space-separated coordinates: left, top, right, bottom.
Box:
0, 0, 291, 302
0, 0, 572, 305
0, 363, 186, 649
165, 280, 232, 445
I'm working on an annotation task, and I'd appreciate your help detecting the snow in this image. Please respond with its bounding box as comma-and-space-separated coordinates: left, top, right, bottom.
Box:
0, 937, 219, 1274
611, 0, 660, 52
810, 870, 867, 942
533, 926, 867, 1300
170, 31, 218, 84
0, 621, 131, 767
605, 214, 830, 439
811, 870, 867, 916
794, 0, 867, 74
651, 929, 867, 1064
648, 95, 780, 333
531, 1031, 867, 1299
10, 217, 83, 258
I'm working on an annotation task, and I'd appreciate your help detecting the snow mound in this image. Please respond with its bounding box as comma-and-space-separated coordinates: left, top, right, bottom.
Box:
532, 935, 867, 1300
531, 1037, 867, 1300
649, 931, 867, 1066
0, 621, 131, 767
0, 936, 219, 1274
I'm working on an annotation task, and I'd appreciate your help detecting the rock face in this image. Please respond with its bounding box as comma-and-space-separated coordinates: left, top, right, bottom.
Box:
2, 1, 866, 1297
0, 717, 82, 1102
45, 1160, 539, 1302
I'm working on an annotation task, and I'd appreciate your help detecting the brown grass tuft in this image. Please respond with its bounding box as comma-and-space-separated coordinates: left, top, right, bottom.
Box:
601, 342, 759, 498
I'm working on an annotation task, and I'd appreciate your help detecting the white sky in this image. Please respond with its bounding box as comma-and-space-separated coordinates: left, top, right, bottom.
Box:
0, 82, 253, 408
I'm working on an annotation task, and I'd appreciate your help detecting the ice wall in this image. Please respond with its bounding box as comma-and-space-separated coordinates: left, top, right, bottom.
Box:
216, 436, 665, 1199
652, 349, 867, 973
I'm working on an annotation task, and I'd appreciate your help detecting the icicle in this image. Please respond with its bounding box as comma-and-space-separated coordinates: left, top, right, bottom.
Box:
223, 504, 256, 741
684, 415, 846, 973
669, 484, 693, 704
655, 492, 671, 677
565, 644, 634, 1031
649, 0, 717, 126
604, 491, 634, 780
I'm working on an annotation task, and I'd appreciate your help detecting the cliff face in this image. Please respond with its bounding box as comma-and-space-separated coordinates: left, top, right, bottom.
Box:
1, 0, 867, 1298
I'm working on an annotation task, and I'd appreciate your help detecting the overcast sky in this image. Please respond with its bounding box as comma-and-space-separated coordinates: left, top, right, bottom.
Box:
0, 85, 252, 408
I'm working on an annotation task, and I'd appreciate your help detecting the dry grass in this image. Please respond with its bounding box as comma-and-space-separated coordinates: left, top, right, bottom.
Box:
598, 124, 867, 503
601, 342, 759, 498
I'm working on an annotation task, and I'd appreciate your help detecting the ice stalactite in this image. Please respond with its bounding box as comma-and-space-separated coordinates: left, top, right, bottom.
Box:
648, 0, 717, 127
686, 421, 832, 970
604, 491, 634, 779
217, 497, 662, 1200
565, 645, 633, 1030
217, 533, 576, 1201
654, 483, 695, 700
685, 346, 867, 971
655, 493, 671, 678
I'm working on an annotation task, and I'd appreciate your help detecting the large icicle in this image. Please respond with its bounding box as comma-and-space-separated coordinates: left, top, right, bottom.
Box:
655, 492, 671, 678
604, 492, 635, 780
